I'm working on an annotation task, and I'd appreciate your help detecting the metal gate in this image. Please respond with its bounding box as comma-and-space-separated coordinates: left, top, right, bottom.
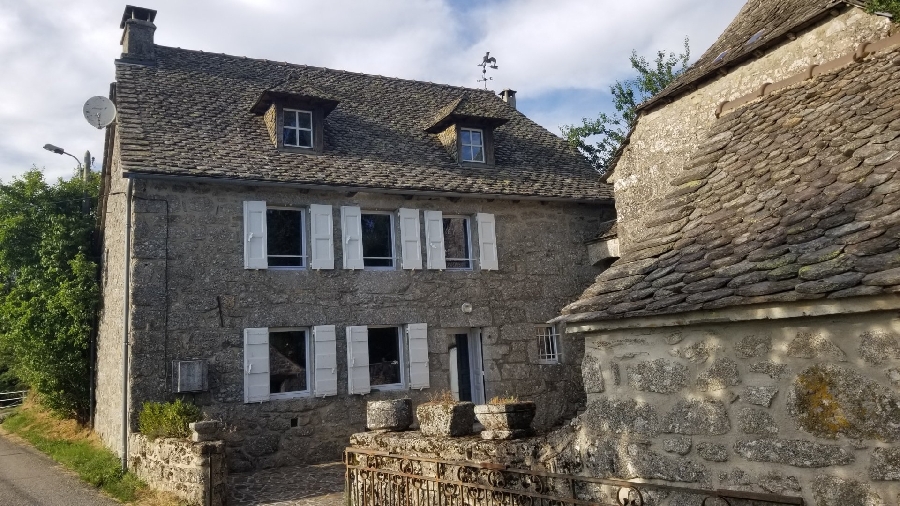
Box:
345, 448, 804, 506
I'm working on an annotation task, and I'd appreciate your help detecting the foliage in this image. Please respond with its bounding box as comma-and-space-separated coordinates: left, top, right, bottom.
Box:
0, 168, 99, 419
561, 38, 691, 174
138, 398, 203, 439
488, 395, 520, 404
867, 0, 900, 20
2, 401, 146, 502
425, 390, 458, 404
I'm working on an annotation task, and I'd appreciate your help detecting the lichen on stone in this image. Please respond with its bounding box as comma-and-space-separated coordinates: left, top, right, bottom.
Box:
813, 475, 884, 506
626, 358, 688, 393
735, 334, 772, 358
858, 331, 900, 365
697, 357, 741, 391
786, 332, 847, 361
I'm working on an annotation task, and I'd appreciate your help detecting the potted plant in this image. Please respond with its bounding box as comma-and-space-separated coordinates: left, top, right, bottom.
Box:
474, 396, 536, 440
415, 391, 475, 437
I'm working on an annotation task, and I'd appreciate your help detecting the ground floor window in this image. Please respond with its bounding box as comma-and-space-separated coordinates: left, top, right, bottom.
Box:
537, 325, 559, 364
368, 327, 402, 386
269, 329, 309, 396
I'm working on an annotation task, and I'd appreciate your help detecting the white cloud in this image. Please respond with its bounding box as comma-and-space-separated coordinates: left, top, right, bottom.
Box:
0, 0, 744, 181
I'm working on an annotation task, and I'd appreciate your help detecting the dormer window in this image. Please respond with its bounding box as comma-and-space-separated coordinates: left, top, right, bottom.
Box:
283, 109, 313, 148
460, 128, 485, 163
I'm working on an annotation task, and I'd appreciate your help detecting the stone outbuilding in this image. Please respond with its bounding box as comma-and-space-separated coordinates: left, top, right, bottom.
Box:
94, 6, 613, 472
555, 1, 900, 504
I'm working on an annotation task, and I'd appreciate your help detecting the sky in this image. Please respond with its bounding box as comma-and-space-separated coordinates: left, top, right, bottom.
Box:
0, 0, 745, 182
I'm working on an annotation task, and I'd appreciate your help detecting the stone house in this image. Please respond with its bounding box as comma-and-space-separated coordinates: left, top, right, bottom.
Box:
95, 6, 612, 471
554, 1, 900, 504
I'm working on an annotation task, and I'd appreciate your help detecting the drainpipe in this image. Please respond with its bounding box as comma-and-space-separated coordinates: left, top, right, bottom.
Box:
121, 176, 133, 471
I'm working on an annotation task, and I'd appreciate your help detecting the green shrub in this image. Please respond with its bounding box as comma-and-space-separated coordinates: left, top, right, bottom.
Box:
868, 0, 900, 20
138, 398, 202, 439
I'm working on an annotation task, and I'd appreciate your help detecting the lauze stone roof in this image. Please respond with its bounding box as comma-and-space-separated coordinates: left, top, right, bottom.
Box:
114, 46, 610, 201
560, 47, 900, 323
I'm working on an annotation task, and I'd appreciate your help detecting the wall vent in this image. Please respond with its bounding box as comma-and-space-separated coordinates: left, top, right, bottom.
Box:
173, 360, 209, 393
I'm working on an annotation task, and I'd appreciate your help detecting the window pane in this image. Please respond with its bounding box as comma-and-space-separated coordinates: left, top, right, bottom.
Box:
297, 129, 313, 148
368, 327, 401, 386
297, 111, 312, 129
470, 130, 482, 146
269, 330, 307, 393
443, 217, 470, 268
461, 145, 474, 162
283, 128, 297, 146
267, 209, 304, 263
461, 130, 471, 145
472, 146, 484, 162
362, 214, 393, 267
283, 110, 297, 127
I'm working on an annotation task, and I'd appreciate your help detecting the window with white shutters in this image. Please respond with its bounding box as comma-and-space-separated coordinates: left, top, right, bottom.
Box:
407, 323, 429, 389
243, 201, 268, 269
245, 327, 317, 403
346, 326, 371, 394
266, 208, 306, 268
398, 208, 422, 270
313, 325, 338, 397
341, 206, 365, 269
476, 212, 498, 270
244, 328, 270, 402
423, 210, 446, 270
309, 204, 334, 270
361, 212, 395, 269
443, 216, 473, 270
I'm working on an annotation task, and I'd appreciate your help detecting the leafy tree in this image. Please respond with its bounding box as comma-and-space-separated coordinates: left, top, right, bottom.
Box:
562, 38, 691, 174
0, 168, 99, 419
867, 0, 900, 20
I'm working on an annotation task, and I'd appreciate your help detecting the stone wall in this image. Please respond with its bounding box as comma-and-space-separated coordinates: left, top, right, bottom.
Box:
94, 176, 609, 471
129, 434, 226, 505
609, 8, 891, 254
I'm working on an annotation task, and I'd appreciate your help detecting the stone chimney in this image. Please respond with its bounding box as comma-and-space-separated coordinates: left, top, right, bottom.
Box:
120, 5, 157, 62
499, 89, 517, 110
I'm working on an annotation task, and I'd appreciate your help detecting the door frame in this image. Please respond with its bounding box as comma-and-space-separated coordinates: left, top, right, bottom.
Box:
447, 328, 485, 404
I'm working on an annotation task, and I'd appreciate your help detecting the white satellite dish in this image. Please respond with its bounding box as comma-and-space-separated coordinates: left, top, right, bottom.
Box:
83, 96, 117, 129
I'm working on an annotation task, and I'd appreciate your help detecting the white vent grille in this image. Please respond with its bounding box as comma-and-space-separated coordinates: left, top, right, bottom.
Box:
173, 360, 209, 393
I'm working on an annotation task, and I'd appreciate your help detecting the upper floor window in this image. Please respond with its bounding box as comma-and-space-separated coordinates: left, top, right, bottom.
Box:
283, 109, 313, 148
460, 128, 485, 163
362, 212, 395, 269
443, 216, 472, 270
267, 208, 306, 268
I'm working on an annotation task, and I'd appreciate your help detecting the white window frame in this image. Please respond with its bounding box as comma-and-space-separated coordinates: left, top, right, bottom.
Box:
283, 108, 314, 148
460, 127, 485, 163
536, 325, 560, 364
361, 211, 397, 271
267, 327, 313, 400
368, 325, 406, 391
442, 215, 474, 271
266, 207, 307, 270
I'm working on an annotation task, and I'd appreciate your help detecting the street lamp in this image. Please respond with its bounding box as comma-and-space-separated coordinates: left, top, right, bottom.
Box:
43, 143, 83, 171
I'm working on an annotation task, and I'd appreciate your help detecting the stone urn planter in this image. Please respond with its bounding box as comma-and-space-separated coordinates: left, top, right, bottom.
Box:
474, 401, 536, 440
416, 402, 475, 437
367, 398, 413, 431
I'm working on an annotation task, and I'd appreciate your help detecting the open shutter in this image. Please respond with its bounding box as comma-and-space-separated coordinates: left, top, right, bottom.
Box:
477, 213, 498, 270
341, 206, 364, 270
243, 201, 268, 269
398, 208, 422, 270
346, 326, 371, 395
244, 328, 270, 403
407, 323, 430, 389
309, 204, 334, 270
423, 210, 446, 270
313, 325, 338, 397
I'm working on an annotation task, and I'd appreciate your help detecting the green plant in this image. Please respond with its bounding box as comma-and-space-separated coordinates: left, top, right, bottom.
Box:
138, 399, 202, 439
425, 390, 457, 404
867, 0, 900, 20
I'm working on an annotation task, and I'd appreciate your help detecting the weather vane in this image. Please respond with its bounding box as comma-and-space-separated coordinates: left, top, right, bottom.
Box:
477, 52, 498, 88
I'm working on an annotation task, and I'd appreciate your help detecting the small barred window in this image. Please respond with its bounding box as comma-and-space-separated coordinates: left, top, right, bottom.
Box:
537, 326, 559, 364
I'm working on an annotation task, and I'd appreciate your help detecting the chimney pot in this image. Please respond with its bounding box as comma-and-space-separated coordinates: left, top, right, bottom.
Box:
120, 5, 157, 62
499, 89, 517, 110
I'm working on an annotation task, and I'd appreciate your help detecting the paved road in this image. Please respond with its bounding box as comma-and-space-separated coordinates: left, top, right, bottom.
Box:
0, 431, 119, 506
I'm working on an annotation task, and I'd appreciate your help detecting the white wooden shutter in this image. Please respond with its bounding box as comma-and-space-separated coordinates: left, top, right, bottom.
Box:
313, 325, 338, 397
423, 210, 446, 270
477, 213, 499, 270
309, 204, 334, 270
346, 326, 371, 394
243, 201, 268, 269
407, 323, 430, 389
244, 328, 270, 403
341, 206, 365, 270
398, 208, 422, 270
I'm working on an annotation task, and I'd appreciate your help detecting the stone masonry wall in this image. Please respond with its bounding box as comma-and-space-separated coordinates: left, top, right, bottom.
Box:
129, 434, 226, 505
610, 8, 891, 254
107, 177, 608, 471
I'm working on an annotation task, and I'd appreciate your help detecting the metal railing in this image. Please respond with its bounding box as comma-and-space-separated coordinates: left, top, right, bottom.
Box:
345, 448, 804, 506
0, 390, 26, 409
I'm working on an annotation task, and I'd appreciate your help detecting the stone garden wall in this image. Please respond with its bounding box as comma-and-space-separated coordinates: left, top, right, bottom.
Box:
129, 433, 227, 505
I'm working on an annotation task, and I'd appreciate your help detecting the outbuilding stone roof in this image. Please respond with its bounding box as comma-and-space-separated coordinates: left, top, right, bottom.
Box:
113, 46, 610, 201
559, 47, 900, 324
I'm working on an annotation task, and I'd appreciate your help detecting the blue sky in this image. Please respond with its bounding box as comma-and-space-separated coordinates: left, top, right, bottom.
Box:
0, 0, 745, 181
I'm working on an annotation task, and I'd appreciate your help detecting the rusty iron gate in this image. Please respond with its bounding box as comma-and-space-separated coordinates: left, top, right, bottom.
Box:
345, 448, 804, 506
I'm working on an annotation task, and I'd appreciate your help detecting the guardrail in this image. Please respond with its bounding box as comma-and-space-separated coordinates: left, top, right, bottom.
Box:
345, 447, 804, 506
0, 390, 26, 409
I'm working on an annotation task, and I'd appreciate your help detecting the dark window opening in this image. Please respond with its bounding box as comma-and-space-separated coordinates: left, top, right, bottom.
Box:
290, 417, 299, 428
454, 334, 472, 402
368, 327, 401, 386
443, 217, 472, 269
362, 213, 394, 268
267, 209, 305, 267
269, 330, 308, 393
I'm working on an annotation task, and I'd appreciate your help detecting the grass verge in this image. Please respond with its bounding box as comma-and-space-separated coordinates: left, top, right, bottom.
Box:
1, 400, 184, 505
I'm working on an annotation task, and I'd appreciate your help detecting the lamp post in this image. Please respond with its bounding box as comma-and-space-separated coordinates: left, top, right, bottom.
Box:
43, 143, 83, 171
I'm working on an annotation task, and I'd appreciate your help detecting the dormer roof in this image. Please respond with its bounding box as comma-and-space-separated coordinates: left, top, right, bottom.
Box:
249, 79, 340, 115
424, 95, 510, 133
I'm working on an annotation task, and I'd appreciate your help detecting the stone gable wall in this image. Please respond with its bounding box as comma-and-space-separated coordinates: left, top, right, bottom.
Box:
610, 8, 891, 254
97, 177, 609, 471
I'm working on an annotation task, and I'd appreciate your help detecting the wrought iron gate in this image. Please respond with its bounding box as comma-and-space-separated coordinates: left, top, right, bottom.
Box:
345, 448, 804, 506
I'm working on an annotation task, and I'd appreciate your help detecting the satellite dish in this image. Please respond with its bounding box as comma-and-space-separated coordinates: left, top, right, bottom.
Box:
83, 96, 117, 129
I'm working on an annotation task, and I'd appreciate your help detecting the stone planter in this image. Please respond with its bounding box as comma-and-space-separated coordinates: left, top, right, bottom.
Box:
416, 402, 475, 437
474, 402, 536, 440
367, 398, 413, 431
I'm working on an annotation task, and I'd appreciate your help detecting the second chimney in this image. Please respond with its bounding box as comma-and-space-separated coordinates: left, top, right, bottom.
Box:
499, 89, 517, 110
120, 5, 157, 62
